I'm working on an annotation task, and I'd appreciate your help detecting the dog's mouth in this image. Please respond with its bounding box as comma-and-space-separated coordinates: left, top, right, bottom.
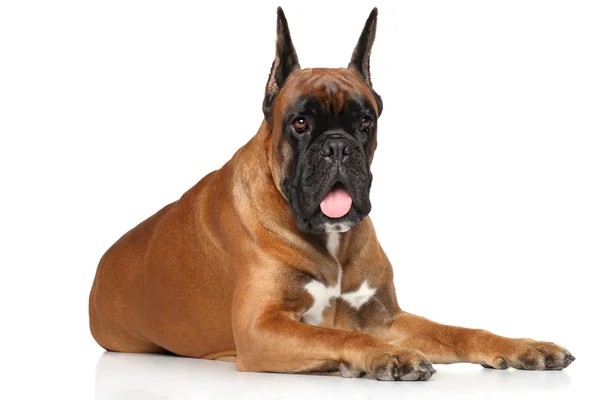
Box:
319, 182, 353, 219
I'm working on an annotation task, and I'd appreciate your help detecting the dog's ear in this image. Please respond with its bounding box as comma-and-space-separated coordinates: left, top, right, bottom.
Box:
263, 7, 300, 122
349, 8, 383, 115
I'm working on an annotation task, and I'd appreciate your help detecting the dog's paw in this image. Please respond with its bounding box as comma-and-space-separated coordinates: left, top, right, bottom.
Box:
482, 340, 575, 371
368, 349, 436, 381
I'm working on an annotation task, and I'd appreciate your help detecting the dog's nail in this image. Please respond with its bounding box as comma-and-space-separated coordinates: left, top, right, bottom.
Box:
493, 357, 508, 369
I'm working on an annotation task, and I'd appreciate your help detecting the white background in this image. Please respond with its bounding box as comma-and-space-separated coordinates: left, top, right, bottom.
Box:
1, 1, 599, 399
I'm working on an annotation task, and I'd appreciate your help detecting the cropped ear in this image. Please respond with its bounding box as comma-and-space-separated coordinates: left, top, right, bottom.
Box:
349, 8, 383, 115
263, 7, 300, 122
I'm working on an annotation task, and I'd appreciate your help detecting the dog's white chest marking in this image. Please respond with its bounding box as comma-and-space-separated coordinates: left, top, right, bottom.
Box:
340, 281, 377, 309
325, 232, 340, 258
303, 274, 377, 326
303, 274, 342, 326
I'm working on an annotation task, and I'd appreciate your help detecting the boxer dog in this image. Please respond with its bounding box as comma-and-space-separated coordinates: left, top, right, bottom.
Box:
89, 8, 574, 380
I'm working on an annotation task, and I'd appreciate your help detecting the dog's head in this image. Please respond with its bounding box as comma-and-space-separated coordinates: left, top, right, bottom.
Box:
264, 8, 382, 234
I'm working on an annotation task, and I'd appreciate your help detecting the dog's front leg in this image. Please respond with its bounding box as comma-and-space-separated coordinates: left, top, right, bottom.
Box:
231, 267, 435, 381
373, 311, 575, 370
234, 310, 436, 380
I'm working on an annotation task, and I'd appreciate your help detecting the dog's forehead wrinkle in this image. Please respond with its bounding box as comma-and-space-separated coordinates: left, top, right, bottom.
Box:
286, 68, 367, 94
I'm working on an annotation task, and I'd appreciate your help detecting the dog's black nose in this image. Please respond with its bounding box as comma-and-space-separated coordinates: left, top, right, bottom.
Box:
320, 137, 353, 159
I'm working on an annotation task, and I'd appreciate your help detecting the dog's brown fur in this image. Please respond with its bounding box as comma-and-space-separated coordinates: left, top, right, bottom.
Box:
89, 8, 573, 380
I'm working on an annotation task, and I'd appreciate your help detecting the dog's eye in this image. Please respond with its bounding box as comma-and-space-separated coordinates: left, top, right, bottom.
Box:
293, 118, 308, 133
361, 116, 373, 129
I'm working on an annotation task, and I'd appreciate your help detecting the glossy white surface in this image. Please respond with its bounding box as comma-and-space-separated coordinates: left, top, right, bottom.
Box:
95, 352, 584, 400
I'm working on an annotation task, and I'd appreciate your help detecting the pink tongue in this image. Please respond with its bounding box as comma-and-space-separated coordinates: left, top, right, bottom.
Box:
320, 187, 352, 218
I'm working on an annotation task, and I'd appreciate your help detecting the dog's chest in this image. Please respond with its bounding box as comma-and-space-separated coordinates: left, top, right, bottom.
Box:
301, 232, 377, 327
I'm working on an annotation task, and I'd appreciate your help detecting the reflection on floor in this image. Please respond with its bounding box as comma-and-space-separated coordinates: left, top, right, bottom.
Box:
95, 352, 572, 400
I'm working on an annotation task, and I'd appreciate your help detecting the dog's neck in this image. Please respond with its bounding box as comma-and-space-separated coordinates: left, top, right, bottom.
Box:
228, 120, 300, 233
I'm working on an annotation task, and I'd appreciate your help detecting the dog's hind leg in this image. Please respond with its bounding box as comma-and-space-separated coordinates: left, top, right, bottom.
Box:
89, 281, 165, 354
